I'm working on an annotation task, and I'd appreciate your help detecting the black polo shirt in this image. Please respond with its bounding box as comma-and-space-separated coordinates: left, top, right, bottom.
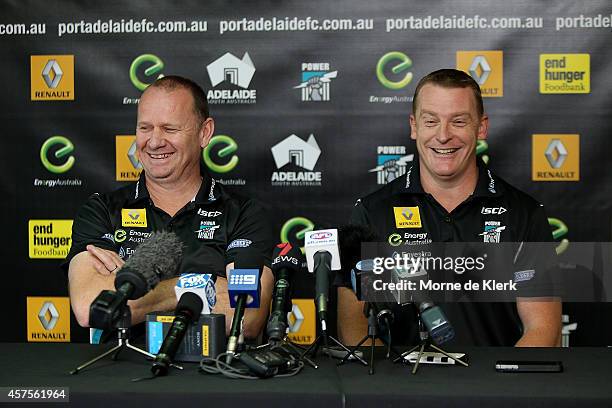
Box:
348, 158, 555, 346
62, 165, 273, 279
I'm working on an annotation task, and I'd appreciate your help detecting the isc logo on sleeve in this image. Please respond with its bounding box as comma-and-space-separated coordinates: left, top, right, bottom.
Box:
121, 208, 147, 227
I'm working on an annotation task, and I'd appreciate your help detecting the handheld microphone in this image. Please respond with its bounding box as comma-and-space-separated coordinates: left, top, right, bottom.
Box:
175, 273, 216, 315
390, 263, 455, 344
226, 250, 262, 363
89, 231, 183, 329
151, 291, 203, 376
304, 229, 341, 332
267, 242, 303, 342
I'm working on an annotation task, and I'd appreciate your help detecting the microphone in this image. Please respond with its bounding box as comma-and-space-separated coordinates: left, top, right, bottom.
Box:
266, 242, 303, 342
89, 231, 182, 329
304, 229, 341, 332
226, 251, 262, 363
390, 263, 455, 344
151, 291, 204, 376
175, 273, 216, 315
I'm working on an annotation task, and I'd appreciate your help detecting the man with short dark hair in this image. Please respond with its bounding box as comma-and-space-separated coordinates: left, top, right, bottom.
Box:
63, 76, 274, 339
338, 69, 561, 347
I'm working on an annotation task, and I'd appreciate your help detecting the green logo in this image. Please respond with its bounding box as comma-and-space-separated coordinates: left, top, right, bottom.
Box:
388, 233, 403, 246
548, 218, 569, 255
114, 229, 127, 243
280, 217, 315, 253
376, 51, 413, 90
129, 54, 164, 91
40, 136, 75, 174
203, 135, 239, 173
476, 140, 489, 165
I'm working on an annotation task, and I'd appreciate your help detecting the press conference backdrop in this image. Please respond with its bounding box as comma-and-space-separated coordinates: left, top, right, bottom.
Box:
1, 0, 610, 345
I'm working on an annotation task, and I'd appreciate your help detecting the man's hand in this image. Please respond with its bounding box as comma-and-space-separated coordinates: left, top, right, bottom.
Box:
86, 245, 125, 275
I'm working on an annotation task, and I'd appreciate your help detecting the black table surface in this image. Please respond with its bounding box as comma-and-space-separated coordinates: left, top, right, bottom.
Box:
1, 343, 611, 407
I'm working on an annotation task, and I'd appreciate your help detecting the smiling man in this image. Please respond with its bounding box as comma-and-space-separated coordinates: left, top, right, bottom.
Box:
63, 76, 273, 340
338, 69, 561, 347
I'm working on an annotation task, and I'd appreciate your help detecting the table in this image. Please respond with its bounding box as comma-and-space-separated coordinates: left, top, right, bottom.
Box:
1, 343, 611, 407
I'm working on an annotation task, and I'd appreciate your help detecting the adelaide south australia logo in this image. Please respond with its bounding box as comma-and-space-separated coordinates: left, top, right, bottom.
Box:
271, 134, 322, 186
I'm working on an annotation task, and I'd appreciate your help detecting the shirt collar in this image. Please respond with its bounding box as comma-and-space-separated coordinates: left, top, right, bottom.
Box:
128, 162, 220, 205
403, 156, 502, 198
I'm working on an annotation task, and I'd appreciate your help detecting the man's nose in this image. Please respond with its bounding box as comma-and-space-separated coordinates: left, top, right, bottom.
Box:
147, 128, 165, 148
436, 123, 452, 143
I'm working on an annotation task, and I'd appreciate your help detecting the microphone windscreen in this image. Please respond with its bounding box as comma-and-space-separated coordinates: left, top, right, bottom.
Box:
176, 291, 204, 321
117, 231, 183, 292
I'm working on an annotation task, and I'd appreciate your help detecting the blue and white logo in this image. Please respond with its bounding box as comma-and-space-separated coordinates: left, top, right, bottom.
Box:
228, 268, 260, 308
227, 239, 252, 251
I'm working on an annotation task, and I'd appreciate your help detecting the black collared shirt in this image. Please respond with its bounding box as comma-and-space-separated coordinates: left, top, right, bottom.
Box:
62, 165, 272, 278
348, 158, 554, 346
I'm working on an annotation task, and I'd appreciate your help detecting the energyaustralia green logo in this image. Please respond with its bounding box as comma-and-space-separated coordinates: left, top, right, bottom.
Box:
476, 140, 489, 164
203, 135, 239, 173
376, 52, 413, 90
129, 54, 164, 91
40, 136, 75, 174
548, 218, 569, 255
280, 217, 315, 253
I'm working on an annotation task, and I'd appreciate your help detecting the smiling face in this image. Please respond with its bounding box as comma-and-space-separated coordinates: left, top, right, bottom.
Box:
136, 86, 213, 187
410, 83, 488, 185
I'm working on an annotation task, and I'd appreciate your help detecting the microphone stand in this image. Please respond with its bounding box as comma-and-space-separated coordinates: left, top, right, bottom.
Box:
392, 307, 468, 374
70, 305, 182, 375
339, 302, 403, 374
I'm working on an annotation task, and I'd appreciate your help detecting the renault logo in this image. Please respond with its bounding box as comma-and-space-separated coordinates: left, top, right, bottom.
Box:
287, 304, 304, 333
402, 208, 414, 220
42, 59, 63, 89
38, 301, 59, 331
545, 139, 568, 169
469, 56, 491, 86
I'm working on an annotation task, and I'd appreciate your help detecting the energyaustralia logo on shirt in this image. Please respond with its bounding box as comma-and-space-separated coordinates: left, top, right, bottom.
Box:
206, 52, 256, 104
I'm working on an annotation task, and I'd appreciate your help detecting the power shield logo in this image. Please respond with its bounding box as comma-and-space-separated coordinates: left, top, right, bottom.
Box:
369, 146, 414, 185
456, 51, 503, 97
540, 54, 590, 94
31, 55, 74, 101
532, 134, 580, 181
27, 297, 71, 342
116, 135, 142, 181
295, 62, 337, 102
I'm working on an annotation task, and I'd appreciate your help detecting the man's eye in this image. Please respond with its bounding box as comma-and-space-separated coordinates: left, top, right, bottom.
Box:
424, 120, 437, 126
453, 121, 466, 127
164, 127, 179, 133
138, 125, 151, 132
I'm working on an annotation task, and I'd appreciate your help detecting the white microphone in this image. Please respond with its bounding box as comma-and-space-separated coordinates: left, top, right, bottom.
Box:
174, 273, 216, 315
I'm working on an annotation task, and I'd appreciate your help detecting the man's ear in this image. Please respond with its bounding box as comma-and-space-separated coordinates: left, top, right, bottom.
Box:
409, 114, 417, 140
200, 117, 215, 148
477, 114, 489, 140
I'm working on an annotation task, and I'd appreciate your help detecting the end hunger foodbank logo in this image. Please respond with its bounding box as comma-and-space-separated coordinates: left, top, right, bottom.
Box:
31, 55, 74, 101
28, 220, 73, 259
540, 54, 589, 94
206, 52, 256, 104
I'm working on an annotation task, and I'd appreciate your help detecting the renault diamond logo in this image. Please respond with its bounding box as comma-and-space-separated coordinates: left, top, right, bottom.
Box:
42, 60, 63, 89
128, 210, 140, 220
545, 139, 568, 169
402, 208, 413, 220
127, 140, 142, 169
469, 56, 491, 86
287, 304, 304, 333
38, 301, 59, 330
